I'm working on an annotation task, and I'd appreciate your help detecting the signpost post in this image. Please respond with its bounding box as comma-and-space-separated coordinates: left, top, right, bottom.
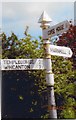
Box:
38, 11, 57, 118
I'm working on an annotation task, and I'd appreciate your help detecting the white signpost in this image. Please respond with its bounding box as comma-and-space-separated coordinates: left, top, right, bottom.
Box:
1, 59, 45, 70
1, 11, 73, 119
43, 20, 70, 39
38, 11, 73, 119
48, 45, 73, 57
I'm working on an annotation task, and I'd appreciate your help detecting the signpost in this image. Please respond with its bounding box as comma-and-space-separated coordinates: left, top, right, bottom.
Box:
1, 59, 45, 70
38, 11, 57, 118
38, 11, 72, 119
42, 20, 70, 39
49, 45, 72, 57
0, 45, 72, 71
1, 11, 73, 119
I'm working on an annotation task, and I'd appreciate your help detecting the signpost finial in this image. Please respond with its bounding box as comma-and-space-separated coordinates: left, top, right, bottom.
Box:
38, 11, 52, 23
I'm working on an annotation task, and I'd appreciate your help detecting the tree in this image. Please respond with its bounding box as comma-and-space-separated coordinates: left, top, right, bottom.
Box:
56, 23, 76, 118
2, 32, 20, 59
56, 23, 76, 68
1, 32, 76, 119
2, 33, 47, 118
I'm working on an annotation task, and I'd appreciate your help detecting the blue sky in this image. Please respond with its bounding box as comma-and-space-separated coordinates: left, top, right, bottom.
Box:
2, 1, 74, 39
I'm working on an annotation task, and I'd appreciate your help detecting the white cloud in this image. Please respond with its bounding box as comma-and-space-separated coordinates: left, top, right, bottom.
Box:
1, 0, 76, 2
0, 2, 2, 28
2, 2, 74, 22
2, 2, 74, 38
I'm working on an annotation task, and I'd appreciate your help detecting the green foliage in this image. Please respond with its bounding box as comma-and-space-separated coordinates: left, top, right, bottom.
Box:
56, 25, 76, 69
60, 97, 76, 118
2, 32, 76, 118
2, 32, 19, 59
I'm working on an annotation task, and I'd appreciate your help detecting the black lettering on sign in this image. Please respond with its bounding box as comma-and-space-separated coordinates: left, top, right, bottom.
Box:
24, 65, 30, 69
30, 60, 34, 64
4, 65, 30, 70
4, 60, 11, 64
39, 60, 41, 69
56, 25, 64, 32
48, 28, 55, 35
